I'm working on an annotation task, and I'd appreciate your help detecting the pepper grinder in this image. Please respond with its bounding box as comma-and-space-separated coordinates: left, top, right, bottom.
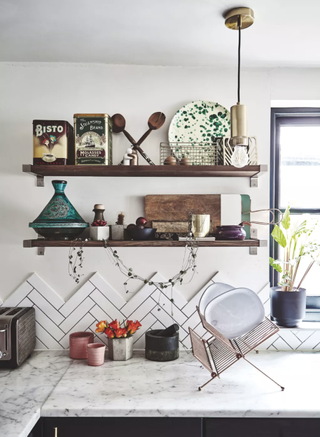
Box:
92, 204, 106, 222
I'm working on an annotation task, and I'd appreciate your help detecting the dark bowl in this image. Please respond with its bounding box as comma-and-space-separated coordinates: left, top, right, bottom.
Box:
126, 227, 157, 241
215, 225, 246, 240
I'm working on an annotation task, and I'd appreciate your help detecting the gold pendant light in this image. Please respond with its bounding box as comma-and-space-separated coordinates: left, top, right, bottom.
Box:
225, 7, 254, 167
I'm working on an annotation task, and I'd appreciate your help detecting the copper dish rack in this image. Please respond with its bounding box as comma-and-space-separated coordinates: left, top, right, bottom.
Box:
189, 307, 285, 391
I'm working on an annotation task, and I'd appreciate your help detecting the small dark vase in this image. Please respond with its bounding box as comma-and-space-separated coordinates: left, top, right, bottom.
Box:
270, 286, 306, 328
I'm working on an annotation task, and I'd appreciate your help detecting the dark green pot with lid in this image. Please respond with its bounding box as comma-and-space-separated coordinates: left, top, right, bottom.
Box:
29, 180, 88, 239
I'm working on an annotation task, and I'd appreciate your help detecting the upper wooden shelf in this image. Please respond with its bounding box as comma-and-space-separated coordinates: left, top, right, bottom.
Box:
23, 238, 265, 248
22, 164, 267, 187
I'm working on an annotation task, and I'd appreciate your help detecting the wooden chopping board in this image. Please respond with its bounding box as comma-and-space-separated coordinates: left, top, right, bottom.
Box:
145, 195, 221, 233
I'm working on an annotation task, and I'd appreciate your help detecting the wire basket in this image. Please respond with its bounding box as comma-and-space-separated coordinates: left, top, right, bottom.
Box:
160, 142, 219, 166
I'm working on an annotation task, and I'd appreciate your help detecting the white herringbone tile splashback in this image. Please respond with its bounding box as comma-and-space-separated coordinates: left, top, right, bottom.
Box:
1, 273, 320, 351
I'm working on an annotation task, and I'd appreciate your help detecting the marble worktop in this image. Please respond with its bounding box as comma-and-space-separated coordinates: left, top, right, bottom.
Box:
0, 351, 71, 437
1, 350, 320, 437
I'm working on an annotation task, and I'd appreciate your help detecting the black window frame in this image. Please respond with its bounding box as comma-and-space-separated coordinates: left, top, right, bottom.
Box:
270, 107, 320, 321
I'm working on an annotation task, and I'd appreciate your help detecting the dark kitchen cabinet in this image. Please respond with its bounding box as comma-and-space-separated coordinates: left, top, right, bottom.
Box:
203, 418, 320, 437
41, 417, 202, 437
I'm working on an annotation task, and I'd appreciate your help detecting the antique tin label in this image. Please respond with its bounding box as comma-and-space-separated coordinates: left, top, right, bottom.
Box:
74, 114, 112, 165
33, 120, 74, 165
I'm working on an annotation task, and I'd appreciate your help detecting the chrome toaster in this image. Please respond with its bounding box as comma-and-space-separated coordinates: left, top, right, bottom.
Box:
0, 307, 36, 368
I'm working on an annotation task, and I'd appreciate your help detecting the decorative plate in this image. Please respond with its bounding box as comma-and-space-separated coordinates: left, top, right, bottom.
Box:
198, 282, 233, 315
168, 100, 231, 143
204, 287, 265, 340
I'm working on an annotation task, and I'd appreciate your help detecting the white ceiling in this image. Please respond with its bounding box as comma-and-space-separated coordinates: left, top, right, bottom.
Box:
1, 0, 320, 68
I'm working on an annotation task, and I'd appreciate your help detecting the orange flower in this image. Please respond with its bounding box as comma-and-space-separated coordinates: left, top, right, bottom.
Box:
126, 320, 142, 335
105, 327, 115, 339
109, 319, 120, 330
114, 328, 127, 338
95, 320, 107, 333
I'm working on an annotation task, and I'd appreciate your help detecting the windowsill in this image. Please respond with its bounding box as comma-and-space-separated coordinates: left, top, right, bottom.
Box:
280, 321, 320, 330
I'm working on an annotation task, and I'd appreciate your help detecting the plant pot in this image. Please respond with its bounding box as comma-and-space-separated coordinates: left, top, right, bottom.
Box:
270, 286, 306, 328
87, 343, 106, 366
108, 336, 133, 361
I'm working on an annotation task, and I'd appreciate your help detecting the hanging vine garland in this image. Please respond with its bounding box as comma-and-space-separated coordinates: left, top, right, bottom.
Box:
102, 235, 198, 295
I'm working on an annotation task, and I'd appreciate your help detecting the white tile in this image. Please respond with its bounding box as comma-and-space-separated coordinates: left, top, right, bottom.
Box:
35, 338, 47, 350
151, 305, 188, 338
121, 273, 161, 317
89, 272, 125, 309
132, 313, 157, 346
182, 275, 217, 317
150, 294, 187, 326
33, 305, 65, 342
59, 297, 95, 333
151, 277, 188, 308
277, 330, 301, 350
272, 337, 293, 351
28, 289, 64, 325
60, 281, 95, 317
4, 281, 33, 307
17, 297, 33, 307
181, 335, 191, 349
124, 295, 157, 321
89, 304, 111, 323
257, 283, 270, 304
182, 309, 200, 330
90, 289, 125, 322
294, 330, 314, 342
298, 331, 320, 350
35, 321, 63, 350
59, 313, 95, 348
28, 273, 64, 310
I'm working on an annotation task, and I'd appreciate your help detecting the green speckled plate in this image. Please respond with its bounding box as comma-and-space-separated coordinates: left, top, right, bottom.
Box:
168, 100, 231, 143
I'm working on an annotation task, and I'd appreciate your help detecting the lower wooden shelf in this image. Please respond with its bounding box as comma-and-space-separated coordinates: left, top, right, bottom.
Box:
23, 239, 265, 248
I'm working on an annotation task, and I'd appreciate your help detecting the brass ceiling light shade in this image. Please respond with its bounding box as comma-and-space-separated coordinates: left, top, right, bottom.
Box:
225, 7, 254, 167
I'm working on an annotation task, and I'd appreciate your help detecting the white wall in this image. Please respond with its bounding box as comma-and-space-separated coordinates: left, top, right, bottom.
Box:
1, 63, 319, 304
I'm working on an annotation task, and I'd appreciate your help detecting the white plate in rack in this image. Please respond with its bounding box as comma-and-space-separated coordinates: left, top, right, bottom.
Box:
204, 287, 265, 339
199, 282, 233, 315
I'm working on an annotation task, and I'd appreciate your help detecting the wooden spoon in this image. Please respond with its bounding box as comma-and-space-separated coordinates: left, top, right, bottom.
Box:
112, 113, 155, 165
136, 112, 166, 146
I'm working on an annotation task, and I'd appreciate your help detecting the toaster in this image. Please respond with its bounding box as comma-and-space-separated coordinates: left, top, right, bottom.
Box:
0, 307, 36, 368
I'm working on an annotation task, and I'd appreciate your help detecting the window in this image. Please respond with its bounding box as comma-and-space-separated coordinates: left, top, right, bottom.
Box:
270, 108, 320, 321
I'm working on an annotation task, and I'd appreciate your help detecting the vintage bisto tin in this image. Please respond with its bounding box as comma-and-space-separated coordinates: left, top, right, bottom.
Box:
33, 120, 74, 165
74, 113, 112, 165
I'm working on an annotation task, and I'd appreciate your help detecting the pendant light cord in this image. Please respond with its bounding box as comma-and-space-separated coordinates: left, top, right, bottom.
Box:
237, 16, 241, 104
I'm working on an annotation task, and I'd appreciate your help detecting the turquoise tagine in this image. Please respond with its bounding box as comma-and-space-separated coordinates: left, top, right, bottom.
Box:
29, 180, 88, 239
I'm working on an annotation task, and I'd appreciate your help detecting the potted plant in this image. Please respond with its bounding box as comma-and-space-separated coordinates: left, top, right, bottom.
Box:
269, 206, 320, 327
95, 319, 141, 361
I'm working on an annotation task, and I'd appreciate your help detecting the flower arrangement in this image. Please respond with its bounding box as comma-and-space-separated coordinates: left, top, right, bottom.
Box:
95, 319, 141, 339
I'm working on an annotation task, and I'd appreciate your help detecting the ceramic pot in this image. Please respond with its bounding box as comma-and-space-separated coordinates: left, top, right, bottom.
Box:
87, 343, 106, 366
108, 336, 133, 361
69, 332, 94, 359
90, 225, 109, 241
270, 286, 306, 328
216, 225, 246, 240
29, 180, 88, 239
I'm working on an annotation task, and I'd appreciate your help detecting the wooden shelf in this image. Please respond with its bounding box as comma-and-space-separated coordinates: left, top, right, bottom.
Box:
22, 164, 267, 187
24, 239, 265, 248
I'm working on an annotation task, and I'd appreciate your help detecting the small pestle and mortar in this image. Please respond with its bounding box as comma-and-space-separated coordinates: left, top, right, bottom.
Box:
145, 324, 179, 361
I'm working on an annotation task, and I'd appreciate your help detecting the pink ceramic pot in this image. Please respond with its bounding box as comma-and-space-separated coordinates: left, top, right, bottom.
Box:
87, 343, 106, 366
69, 332, 94, 359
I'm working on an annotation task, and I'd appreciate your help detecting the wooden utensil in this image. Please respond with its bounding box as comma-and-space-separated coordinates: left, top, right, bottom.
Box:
136, 112, 166, 146
112, 113, 155, 165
